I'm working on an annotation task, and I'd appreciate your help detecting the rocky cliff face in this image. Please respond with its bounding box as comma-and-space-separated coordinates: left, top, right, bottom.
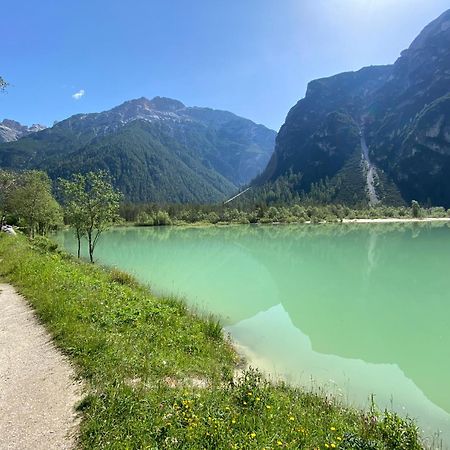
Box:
0, 119, 46, 143
367, 10, 450, 206
0, 98, 275, 203
257, 9, 450, 207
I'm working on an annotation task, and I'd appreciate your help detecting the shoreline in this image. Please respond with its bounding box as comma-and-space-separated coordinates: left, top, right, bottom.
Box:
0, 234, 431, 448
127, 216, 450, 228
342, 217, 450, 224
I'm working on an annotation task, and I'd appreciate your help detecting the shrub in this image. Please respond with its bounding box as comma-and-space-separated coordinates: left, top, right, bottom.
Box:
377, 410, 422, 450
206, 212, 220, 224
109, 268, 137, 286
203, 315, 223, 340
411, 200, 421, 218
31, 235, 59, 252
136, 212, 154, 226
154, 211, 172, 226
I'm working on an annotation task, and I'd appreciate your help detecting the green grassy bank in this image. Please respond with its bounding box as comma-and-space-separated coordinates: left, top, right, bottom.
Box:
0, 234, 425, 449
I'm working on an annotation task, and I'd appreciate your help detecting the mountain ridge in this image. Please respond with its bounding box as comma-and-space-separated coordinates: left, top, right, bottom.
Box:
0, 97, 276, 203
0, 119, 47, 143
255, 9, 450, 207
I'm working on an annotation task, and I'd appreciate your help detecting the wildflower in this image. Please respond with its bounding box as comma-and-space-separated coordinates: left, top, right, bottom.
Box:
277, 441, 283, 446
331, 444, 336, 448
266, 405, 271, 409
250, 432, 256, 439
330, 426, 336, 431
289, 416, 295, 421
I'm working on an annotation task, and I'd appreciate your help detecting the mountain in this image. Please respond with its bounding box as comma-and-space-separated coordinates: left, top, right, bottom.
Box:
0, 97, 275, 203
256, 9, 450, 207
0, 119, 46, 143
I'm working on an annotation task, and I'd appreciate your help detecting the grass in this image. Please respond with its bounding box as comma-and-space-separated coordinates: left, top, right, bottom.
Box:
0, 233, 426, 449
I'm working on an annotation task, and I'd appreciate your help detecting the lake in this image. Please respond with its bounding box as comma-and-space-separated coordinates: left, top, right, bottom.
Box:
55, 223, 450, 447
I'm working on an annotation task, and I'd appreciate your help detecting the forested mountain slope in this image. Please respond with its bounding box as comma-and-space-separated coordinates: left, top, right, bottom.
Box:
0, 97, 275, 203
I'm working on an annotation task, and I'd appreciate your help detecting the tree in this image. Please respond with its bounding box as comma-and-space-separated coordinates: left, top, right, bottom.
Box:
11, 171, 62, 237
59, 171, 122, 262
59, 174, 89, 258
0, 170, 16, 228
411, 200, 421, 218
0, 76, 8, 92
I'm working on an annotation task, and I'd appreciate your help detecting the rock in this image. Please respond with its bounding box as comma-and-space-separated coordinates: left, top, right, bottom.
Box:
1, 225, 17, 236
0, 119, 47, 143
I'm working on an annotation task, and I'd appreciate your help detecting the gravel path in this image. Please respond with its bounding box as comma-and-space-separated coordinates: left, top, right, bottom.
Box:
0, 284, 81, 450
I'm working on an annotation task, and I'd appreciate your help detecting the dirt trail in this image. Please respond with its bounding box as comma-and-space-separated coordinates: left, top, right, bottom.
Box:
0, 283, 81, 450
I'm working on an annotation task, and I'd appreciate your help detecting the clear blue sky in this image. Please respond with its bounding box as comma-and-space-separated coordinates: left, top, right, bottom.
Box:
1, 0, 449, 131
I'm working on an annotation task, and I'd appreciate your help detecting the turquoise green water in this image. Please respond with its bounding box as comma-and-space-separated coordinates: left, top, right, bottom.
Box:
56, 223, 450, 446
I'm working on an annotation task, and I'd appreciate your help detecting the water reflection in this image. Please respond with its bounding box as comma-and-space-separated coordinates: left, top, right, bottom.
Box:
366, 230, 378, 277
55, 223, 450, 445
228, 304, 450, 445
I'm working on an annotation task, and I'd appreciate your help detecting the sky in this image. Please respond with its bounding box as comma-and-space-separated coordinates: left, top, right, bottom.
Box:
1, 0, 449, 131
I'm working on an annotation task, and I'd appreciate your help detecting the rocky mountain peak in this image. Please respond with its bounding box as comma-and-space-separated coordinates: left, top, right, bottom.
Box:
407, 9, 450, 52
1, 119, 26, 130
117, 96, 185, 112
148, 96, 185, 112
28, 124, 47, 132
109, 96, 187, 125
0, 119, 47, 143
